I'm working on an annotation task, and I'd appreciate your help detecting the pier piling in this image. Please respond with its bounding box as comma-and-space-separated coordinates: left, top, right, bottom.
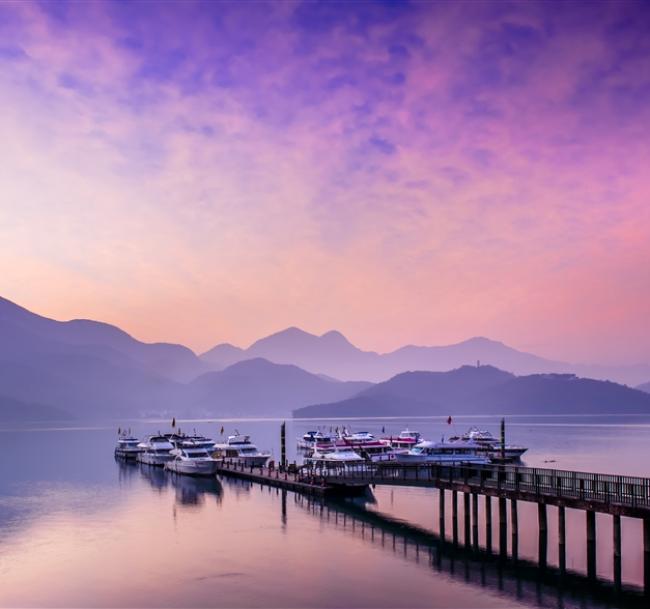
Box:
586, 510, 596, 581
452, 490, 459, 546
558, 506, 566, 575
485, 495, 492, 552
472, 493, 479, 550
464, 492, 471, 548
538, 503, 547, 569
498, 497, 507, 559
613, 514, 621, 591
511, 499, 518, 561
644, 518, 650, 596
439, 488, 445, 541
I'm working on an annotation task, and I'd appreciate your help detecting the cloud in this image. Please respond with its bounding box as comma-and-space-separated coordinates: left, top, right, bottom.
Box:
0, 0, 649, 363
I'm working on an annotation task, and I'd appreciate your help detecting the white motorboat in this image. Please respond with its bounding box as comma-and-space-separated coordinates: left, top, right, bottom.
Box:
136, 435, 175, 466
342, 430, 374, 442
297, 430, 333, 450
212, 433, 270, 467
383, 429, 423, 450
304, 442, 366, 470
395, 440, 490, 465
165, 440, 220, 477
114, 434, 144, 460
449, 427, 527, 461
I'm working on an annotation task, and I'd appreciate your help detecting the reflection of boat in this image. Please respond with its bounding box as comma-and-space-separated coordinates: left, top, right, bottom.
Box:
114, 434, 144, 460
136, 435, 174, 466
449, 427, 528, 462
165, 440, 220, 476
212, 433, 270, 467
170, 473, 223, 506
395, 440, 490, 464
139, 462, 169, 491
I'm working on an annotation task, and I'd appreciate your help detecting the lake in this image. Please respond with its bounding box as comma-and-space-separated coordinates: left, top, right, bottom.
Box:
1, 414, 649, 608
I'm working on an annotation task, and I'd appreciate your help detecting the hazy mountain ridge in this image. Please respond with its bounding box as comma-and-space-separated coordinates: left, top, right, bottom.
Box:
201, 327, 650, 386
637, 382, 650, 394
293, 365, 650, 418
0, 297, 371, 420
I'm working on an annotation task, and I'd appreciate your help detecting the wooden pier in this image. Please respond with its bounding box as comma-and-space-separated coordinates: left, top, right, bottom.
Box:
215, 460, 367, 497
217, 458, 650, 596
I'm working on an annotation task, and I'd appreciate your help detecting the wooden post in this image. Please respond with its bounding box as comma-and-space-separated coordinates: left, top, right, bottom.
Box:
472, 493, 479, 550
452, 490, 458, 546
499, 497, 507, 559
280, 422, 287, 470
613, 514, 621, 592
538, 503, 547, 569
586, 510, 596, 581
500, 418, 506, 462
511, 499, 518, 561
558, 506, 566, 575
644, 518, 650, 596
485, 495, 492, 552
439, 488, 445, 542
464, 492, 471, 548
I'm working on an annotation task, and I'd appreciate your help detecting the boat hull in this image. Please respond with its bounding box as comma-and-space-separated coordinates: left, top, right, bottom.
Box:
137, 452, 173, 466
165, 459, 220, 477
395, 454, 490, 465
114, 448, 142, 461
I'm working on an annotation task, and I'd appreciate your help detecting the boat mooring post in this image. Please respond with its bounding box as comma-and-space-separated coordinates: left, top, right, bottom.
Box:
280, 421, 287, 471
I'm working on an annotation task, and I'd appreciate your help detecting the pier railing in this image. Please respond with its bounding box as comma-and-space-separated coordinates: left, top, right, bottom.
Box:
314, 462, 650, 512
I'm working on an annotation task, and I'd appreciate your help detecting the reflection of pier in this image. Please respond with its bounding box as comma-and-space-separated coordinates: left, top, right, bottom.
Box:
319, 462, 650, 595
295, 495, 646, 609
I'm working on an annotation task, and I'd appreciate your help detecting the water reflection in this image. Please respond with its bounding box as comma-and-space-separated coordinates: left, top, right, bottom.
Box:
295, 496, 646, 609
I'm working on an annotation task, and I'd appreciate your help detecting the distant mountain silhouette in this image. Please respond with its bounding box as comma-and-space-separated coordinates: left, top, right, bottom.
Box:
0, 297, 370, 420
187, 358, 371, 417
293, 365, 650, 418
201, 327, 650, 385
637, 382, 650, 394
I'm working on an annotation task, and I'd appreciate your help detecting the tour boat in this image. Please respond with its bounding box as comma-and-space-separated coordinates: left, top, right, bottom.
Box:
164, 440, 220, 477
383, 429, 423, 450
136, 435, 175, 466
114, 434, 144, 460
395, 440, 490, 465
304, 442, 366, 470
297, 430, 333, 450
449, 427, 528, 462
212, 433, 270, 467
342, 430, 374, 441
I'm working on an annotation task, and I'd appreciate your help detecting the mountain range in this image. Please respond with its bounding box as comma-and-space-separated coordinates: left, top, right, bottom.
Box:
0, 297, 367, 420
201, 327, 650, 386
1, 295, 650, 422
293, 365, 650, 418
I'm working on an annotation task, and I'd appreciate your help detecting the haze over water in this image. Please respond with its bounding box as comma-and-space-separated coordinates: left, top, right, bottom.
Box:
1, 415, 649, 608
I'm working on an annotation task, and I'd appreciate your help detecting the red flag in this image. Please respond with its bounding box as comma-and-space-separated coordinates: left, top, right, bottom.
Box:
447, 416, 452, 425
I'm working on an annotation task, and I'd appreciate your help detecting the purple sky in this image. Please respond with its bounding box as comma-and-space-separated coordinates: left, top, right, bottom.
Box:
1, 1, 649, 364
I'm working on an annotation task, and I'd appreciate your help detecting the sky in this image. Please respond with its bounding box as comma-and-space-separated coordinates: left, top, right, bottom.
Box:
1, 0, 649, 364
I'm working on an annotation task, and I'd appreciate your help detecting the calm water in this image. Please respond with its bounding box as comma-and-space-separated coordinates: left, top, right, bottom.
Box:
1, 415, 649, 608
